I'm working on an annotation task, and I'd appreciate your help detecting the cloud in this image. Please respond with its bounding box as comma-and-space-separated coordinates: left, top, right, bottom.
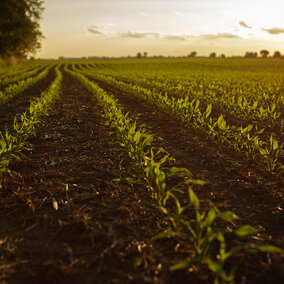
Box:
239, 21, 252, 29
86, 26, 241, 42
118, 31, 160, 38
262, 27, 284, 34
118, 32, 194, 41
163, 34, 190, 41
87, 25, 104, 35
117, 32, 240, 41
201, 33, 241, 40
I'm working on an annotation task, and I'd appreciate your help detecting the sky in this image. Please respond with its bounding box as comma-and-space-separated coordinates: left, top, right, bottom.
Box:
38, 0, 284, 58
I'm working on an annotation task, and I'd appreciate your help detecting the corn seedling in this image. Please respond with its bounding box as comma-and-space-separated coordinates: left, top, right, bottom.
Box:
67, 66, 284, 284
74, 68, 275, 168
259, 135, 284, 173
0, 65, 62, 178
236, 125, 264, 159
0, 65, 53, 105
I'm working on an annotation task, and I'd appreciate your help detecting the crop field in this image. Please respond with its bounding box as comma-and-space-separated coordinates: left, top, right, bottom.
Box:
0, 58, 283, 283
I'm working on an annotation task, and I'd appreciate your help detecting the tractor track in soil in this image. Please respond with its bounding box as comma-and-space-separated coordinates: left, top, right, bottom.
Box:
0, 67, 56, 133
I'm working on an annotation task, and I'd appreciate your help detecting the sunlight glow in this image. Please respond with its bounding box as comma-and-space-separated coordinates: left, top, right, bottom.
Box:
38, 0, 284, 58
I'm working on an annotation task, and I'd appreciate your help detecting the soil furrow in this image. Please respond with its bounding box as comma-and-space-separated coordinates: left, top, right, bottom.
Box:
0, 71, 183, 283
90, 78, 284, 244
0, 66, 47, 92
0, 67, 55, 133
95, 74, 283, 148
0, 71, 283, 283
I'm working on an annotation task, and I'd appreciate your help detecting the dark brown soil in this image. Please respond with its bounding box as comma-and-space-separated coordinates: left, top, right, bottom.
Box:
0, 67, 55, 133
74, 64, 84, 71
0, 70, 283, 283
88, 77, 284, 283
90, 78, 284, 243
0, 72, 194, 283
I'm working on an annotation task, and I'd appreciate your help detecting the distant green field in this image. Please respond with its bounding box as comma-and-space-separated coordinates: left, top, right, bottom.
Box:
70, 57, 283, 170
1, 57, 283, 167
74, 58, 284, 132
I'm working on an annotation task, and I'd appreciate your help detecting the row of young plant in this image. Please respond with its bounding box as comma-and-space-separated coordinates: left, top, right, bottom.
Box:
90, 61, 284, 114
66, 66, 283, 283
0, 64, 46, 88
74, 65, 283, 174
0, 65, 62, 178
0, 63, 40, 80
83, 62, 283, 122
0, 64, 54, 105
99, 73, 281, 127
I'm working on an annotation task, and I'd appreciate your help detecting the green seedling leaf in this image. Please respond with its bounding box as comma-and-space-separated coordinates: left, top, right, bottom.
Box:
258, 245, 284, 254
205, 104, 212, 118
113, 177, 139, 184
152, 231, 176, 241
220, 211, 238, 222
259, 148, 267, 156
169, 260, 190, 271
252, 101, 258, 110
246, 124, 253, 132
189, 188, 200, 211
133, 256, 144, 269
205, 207, 217, 225
158, 153, 171, 166
0, 138, 6, 149
204, 258, 220, 274
168, 167, 192, 177
270, 103, 276, 113
183, 179, 206, 185
234, 225, 259, 237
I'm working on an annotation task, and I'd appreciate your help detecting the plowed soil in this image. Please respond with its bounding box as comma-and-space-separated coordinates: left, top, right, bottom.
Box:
0, 70, 283, 283
91, 78, 284, 237
0, 67, 55, 133
0, 66, 48, 92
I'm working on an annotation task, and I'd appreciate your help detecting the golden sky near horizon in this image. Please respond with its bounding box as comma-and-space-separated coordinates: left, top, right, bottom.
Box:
38, 0, 284, 58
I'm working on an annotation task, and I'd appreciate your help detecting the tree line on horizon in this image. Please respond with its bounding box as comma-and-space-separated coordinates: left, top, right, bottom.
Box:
179, 50, 282, 59
56, 50, 284, 61
133, 50, 283, 59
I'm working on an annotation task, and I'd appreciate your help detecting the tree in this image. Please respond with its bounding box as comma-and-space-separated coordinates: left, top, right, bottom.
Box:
273, 51, 281, 58
143, 52, 148, 58
221, 54, 226, 58
209, 52, 216, 58
137, 52, 142, 58
245, 52, 258, 58
188, 51, 197, 57
260, 49, 269, 58
0, 0, 44, 59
